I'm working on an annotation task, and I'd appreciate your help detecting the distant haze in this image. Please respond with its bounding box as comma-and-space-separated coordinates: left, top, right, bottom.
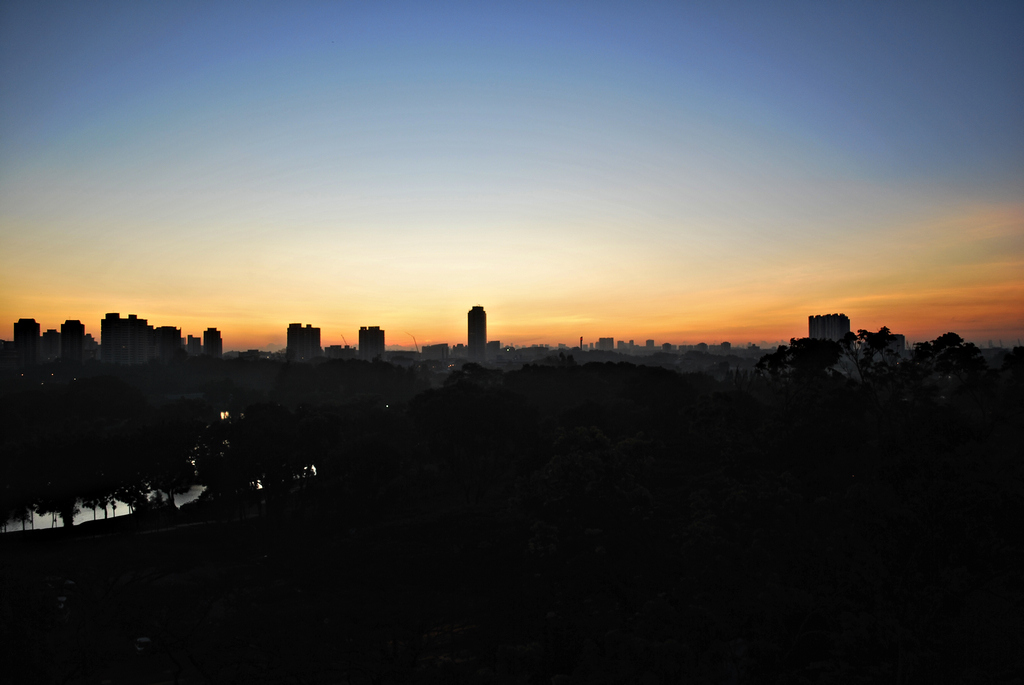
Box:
2, 3, 1022, 348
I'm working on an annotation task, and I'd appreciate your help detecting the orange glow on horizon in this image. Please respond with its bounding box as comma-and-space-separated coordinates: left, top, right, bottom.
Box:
3, 204, 1022, 350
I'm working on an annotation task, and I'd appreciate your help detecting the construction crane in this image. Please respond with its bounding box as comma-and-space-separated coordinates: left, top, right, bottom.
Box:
405, 332, 420, 354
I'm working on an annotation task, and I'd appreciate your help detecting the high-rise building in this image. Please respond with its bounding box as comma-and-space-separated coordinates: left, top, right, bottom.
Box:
186, 335, 203, 356
102, 313, 151, 365
83, 334, 99, 361
204, 328, 223, 359
889, 334, 908, 358
41, 329, 61, 362
808, 314, 851, 342
359, 326, 385, 360
61, 320, 85, 364
286, 323, 321, 362
154, 326, 183, 363
0, 340, 18, 371
596, 338, 614, 351
13, 318, 40, 367
468, 306, 486, 362
485, 340, 500, 359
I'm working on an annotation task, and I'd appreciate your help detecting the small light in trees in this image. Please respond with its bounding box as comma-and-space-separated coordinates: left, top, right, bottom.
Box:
220, 411, 230, 420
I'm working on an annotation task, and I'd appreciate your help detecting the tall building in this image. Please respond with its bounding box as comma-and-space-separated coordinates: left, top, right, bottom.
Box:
0, 340, 18, 371
596, 337, 614, 351
41, 329, 61, 362
186, 335, 203, 356
154, 326, 183, 363
889, 334, 908, 358
359, 326, 385, 360
204, 328, 223, 359
101, 313, 151, 365
13, 318, 40, 367
808, 313, 851, 341
83, 334, 99, 361
467, 306, 486, 362
286, 323, 321, 362
61, 320, 85, 364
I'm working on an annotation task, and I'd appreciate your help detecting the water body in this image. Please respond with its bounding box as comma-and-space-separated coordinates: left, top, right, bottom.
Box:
2, 485, 206, 532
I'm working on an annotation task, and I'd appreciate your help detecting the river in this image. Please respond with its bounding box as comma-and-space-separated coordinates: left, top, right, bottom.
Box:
2, 485, 206, 532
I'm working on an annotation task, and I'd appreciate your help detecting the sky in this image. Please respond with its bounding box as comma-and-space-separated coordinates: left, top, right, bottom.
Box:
2, 1, 1022, 350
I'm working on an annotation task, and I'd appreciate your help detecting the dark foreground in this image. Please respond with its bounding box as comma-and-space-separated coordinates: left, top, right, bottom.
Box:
2, 335, 1023, 683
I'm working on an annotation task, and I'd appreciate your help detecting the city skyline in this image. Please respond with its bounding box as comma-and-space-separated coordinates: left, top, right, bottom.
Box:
2, 3, 1022, 347
9, 305, 1019, 360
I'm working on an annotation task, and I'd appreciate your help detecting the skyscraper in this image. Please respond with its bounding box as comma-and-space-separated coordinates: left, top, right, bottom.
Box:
186, 335, 203, 356
286, 323, 321, 362
61, 320, 85, 364
13, 318, 40, 367
204, 328, 223, 359
468, 306, 486, 362
154, 326, 183, 363
359, 326, 385, 360
41, 329, 61, 362
101, 313, 150, 365
808, 313, 851, 341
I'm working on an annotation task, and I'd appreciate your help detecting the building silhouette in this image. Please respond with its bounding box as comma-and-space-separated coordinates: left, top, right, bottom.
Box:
154, 326, 183, 363
286, 323, 321, 362
485, 340, 500, 359
204, 328, 223, 359
41, 329, 61, 362
596, 337, 614, 351
359, 326, 385, 361
186, 335, 203, 356
468, 306, 486, 362
83, 333, 99, 361
808, 313, 851, 341
0, 340, 18, 370
61, 320, 85, 364
101, 313, 151, 365
421, 343, 449, 362
324, 344, 355, 360
13, 318, 40, 367
890, 333, 908, 358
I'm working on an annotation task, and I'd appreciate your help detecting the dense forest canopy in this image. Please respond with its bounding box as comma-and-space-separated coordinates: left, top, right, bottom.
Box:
1, 331, 1021, 684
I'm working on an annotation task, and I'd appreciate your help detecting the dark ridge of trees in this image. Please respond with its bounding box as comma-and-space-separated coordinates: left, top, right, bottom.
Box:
0, 334, 1021, 684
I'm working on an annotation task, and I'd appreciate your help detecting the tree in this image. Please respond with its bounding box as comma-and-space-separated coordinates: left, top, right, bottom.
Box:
410, 382, 537, 504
